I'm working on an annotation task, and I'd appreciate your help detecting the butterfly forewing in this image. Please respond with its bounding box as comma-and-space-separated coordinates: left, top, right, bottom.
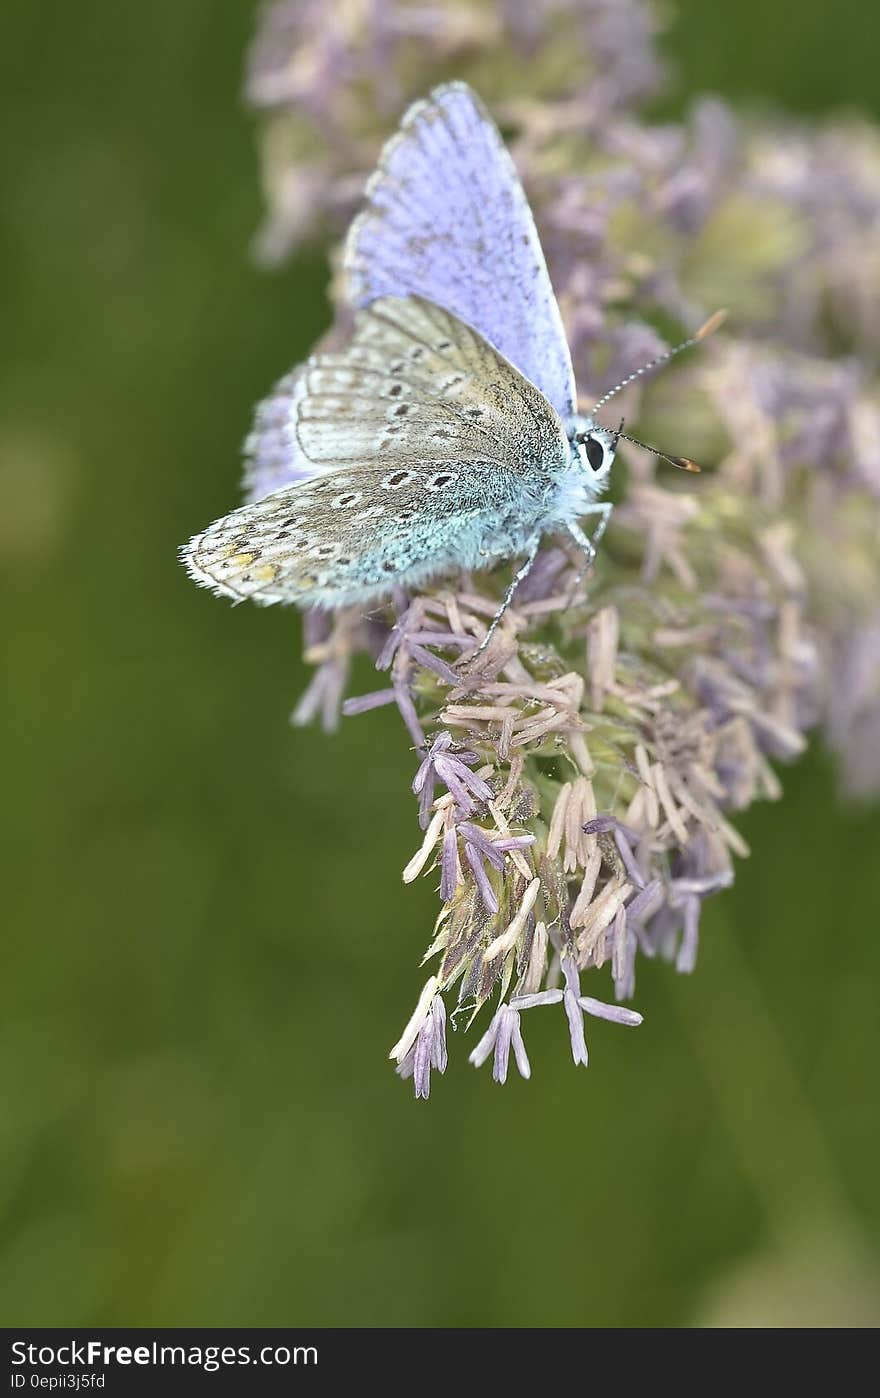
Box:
295, 296, 557, 471
344, 83, 577, 421
183, 297, 568, 609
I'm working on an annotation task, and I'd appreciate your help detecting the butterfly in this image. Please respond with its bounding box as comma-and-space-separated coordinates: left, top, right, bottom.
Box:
182, 83, 716, 648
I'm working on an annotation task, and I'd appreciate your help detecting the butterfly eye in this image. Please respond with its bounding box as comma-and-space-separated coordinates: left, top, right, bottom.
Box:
584, 436, 606, 472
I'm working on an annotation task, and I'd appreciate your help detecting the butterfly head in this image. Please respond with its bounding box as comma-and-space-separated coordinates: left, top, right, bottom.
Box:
568, 416, 619, 488
569, 310, 728, 481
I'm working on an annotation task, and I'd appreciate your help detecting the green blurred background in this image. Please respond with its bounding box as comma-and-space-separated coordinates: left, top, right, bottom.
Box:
2, 0, 879, 1327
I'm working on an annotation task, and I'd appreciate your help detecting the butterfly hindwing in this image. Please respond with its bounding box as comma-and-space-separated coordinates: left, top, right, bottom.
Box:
344, 83, 577, 421
242, 362, 312, 502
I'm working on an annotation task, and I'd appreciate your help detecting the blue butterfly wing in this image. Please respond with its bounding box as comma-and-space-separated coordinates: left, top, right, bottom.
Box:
344, 82, 577, 421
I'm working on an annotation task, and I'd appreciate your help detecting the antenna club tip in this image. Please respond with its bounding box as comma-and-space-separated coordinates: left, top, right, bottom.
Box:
694, 308, 728, 341
672, 456, 702, 473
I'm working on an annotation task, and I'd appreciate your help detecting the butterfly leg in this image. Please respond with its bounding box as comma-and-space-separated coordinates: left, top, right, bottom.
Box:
581, 501, 614, 553
565, 504, 614, 597
469, 537, 541, 660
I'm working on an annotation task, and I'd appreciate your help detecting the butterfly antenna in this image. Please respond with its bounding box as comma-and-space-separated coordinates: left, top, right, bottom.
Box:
590, 309, 727, 417
616, 429, 702, 473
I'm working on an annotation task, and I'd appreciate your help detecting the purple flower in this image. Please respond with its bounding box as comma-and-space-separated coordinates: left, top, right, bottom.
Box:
562, 954, 590, 1066
412, 732, 493, 829
469, 1003, 532, 1083
463, 839, 499, 916
562, 953, 643, 1066
439, 826, 461, 902
458, 820, 535, 916
582, 814, 648, 889
458, 821, 536, 868
392, 986, 448, 1100
579, 996, 643, 1027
